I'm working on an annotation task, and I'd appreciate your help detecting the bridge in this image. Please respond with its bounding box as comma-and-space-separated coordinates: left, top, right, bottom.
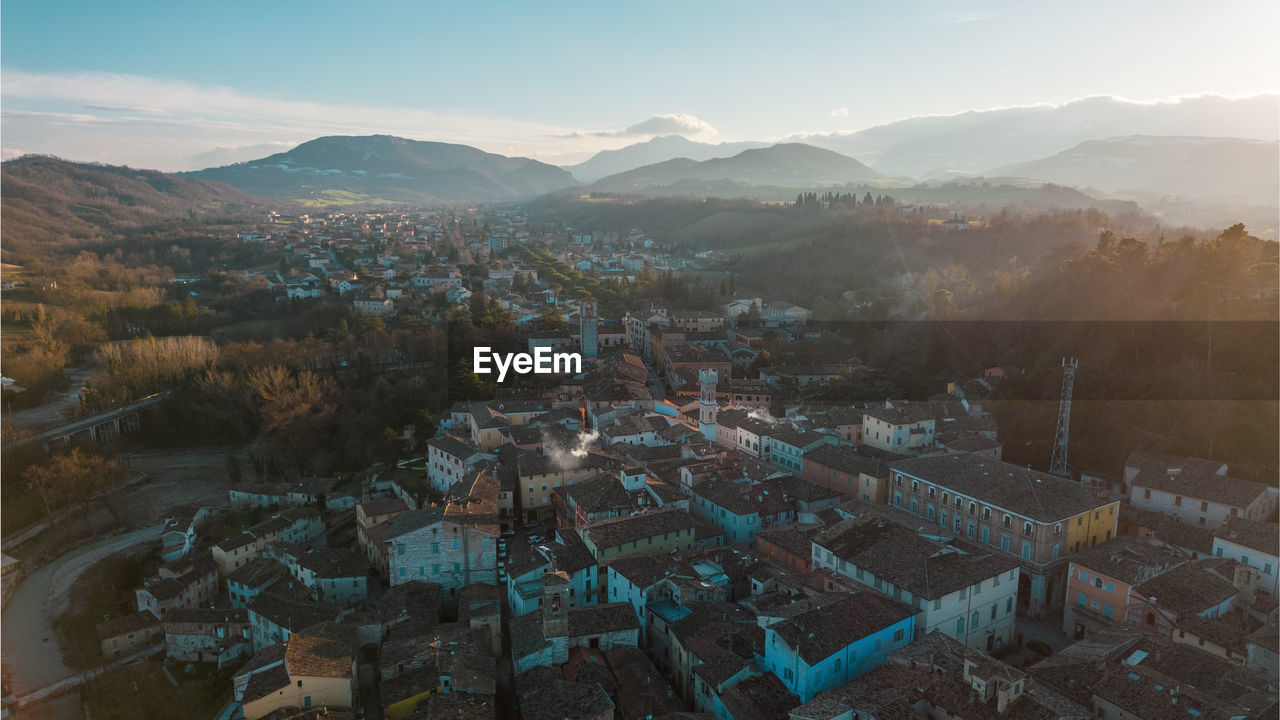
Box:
7, 392, 170, 450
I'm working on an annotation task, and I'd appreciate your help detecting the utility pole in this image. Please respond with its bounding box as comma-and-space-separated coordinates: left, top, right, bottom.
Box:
1049, 358, 1078, 477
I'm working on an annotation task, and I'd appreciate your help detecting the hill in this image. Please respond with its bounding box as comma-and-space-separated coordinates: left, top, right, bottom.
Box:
1, 155, 267, 261
563, 135, 770, 182
590, 143, 881, 193
188, 135, 577, 206
990, 136, 1280, 205
791, 94, 1280, 177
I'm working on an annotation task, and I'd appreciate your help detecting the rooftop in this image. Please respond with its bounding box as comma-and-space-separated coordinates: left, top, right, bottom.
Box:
769, 593, 916, 665
815, 516, 1020, 600
1067, 536, 1188, 585
891, 453, 1113, 522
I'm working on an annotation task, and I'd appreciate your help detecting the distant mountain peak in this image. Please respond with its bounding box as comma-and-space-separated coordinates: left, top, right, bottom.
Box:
187, 134, 577, 206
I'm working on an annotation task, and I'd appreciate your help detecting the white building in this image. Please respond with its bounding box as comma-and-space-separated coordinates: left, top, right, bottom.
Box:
811, 515, 1020, 652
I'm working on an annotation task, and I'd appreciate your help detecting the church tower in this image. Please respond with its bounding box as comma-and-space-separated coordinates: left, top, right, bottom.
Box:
579, 300, 598, 360
699, 368, 718, 441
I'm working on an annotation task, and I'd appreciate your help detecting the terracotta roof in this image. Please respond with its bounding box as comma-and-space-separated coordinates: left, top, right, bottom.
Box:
891, 453, 1112, 522
285, 629, 353, 678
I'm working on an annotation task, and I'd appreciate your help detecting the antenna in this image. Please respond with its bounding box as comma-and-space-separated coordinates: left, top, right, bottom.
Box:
1049, 358, 1078, 477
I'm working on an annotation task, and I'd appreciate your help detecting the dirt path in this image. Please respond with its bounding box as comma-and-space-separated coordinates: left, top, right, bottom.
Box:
1, 523, 162, 697
4, 367, 92, 431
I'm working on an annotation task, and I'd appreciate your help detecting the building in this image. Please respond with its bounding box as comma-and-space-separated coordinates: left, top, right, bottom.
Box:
211, 508, 326, 577
1124, 449, 1277, 529
234, 626, 356, 720
136, 554, 220, 618
861, 403, 936, 455
1212, 517, 1280, 597
97, 611, 163, 660
517, 449, 618, 524
801, 444, 897, 504
1062, 536, 1188, 640
888, 453, 1120, 617
762, 593, 917, 702
386, 471, 501, 604
579, 508, 698, 562
427, 436, 495, 494
812, 514, 1021, 651
162, 607, 252, 667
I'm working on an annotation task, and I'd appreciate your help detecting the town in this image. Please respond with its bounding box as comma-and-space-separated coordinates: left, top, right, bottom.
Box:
2, 203, 1277, 720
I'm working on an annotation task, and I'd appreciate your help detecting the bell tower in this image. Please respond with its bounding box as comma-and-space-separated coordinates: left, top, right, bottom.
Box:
699, 368, 718, 441
541, 571, 570, 638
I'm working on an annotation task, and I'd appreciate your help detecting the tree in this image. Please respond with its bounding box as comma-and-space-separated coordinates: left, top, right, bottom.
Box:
24, 448, 126, 528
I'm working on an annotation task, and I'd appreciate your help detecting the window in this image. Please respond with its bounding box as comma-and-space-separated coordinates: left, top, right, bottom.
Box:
982, 507, 992, 521
1054, 523, 1062, 536
1023, 522, 1034, 537
1103, 604, 1113, 618
928, 487, 936, 500
972, 611, 980, 628
1174, 496, 1182, 506
956, 618, 965, 634
990, 604, 997, 620
1021, 541, 1031, 560
1051, 544, 1059, 561
431, 542, 439, 553
911, 480, 919, 494
981, 526, 990, 543
1000, 534, 1010, 552
1077, 592, 1087, 606
910, 499, 919, 514
397, 544, 406, 556
1143, 488, 1151, 499
954, 497, 962, 510
1006, 597, 1014, 613
894, 474, 903, 487
893, 627, 905, 641
927, 505, 936, 521
967, 521, 975, 538
969, 502, 976, 515
1106, 582, 1115, 593
1094, 578, 1102, 589
1002, 514, 1012, 529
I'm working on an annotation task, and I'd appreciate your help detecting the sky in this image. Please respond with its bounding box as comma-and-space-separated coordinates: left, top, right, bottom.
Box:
2, 0, 1278, 170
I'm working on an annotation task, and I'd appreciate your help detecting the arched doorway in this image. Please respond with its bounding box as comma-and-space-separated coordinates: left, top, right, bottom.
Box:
1017, 572, 1033, 612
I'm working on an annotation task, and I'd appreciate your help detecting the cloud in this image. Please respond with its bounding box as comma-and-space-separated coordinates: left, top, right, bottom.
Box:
830, 107, 849, 117
621, 113, 716, 137
558, 113, 717, 139
0, 70, 616, 170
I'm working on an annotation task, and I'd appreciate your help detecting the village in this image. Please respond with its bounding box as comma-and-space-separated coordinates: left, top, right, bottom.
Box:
3, 205, 1276, 720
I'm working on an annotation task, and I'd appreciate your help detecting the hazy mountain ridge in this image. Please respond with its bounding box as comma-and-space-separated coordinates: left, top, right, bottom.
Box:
790, 94, 1280, 177
590, 143, 881, 192
1, 155, 266, 260
564, 135, 770, 182
990, 135, 1280, 204
189, 135, 578, 205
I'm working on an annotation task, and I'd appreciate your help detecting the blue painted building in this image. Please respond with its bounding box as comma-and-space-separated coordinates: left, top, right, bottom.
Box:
762, 593, 917, 702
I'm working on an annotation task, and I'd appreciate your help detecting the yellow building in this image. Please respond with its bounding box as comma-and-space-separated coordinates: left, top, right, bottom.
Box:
579, 508, 697, 561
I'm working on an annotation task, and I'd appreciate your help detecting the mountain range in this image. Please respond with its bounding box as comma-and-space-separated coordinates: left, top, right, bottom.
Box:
589, 143, 881, 193
791, 94, 1280, 178
188, 135, 577, 206
1, 155, 264, 261
563, 135, 770, 183
992, 136, 1279, 205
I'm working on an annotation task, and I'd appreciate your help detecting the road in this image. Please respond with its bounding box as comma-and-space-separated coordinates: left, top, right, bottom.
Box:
1, 523, 163, 697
